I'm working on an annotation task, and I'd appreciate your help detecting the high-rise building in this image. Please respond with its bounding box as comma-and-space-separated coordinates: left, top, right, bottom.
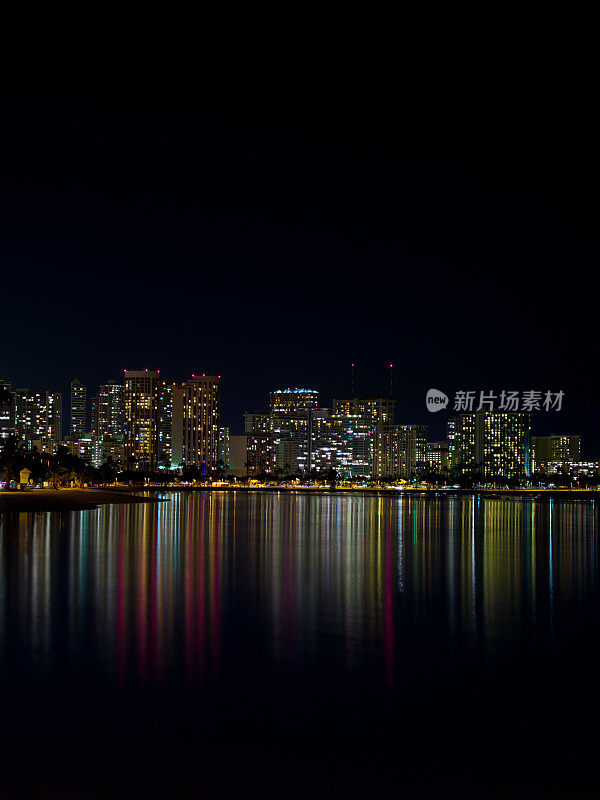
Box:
244, 411, 271, 433
313, 414, 373, 477
540, 461, 599, 478
102, 438, 126, 470
0, 380, 14, 440
447, 414, 476, 471
269, 389, 319, 416
247, 432, 276, 475
158, 378, 176, 470
13, 390, 62, 443
13, 390, 38, 441
268, 408, 373, 477
245, 389, 390, 478
124, 370, 160, 471
176, 375, 220, 472
397, 425, 428, 477
449, 410, 531, 479
97, 381, 125, 439
244, 389, 322, 476
334, 396, 396, 478
218, 427, 230, 470
70, 378, 87, 436
229, 434, 248, 476
332, 396, 395, 424
229, 432, 276, 477
372, 424, 427, 478
532, 434, 581, 472
44, 392, 62, 440
372, 424, 400, 478
425, 441, 450, 472
90, 395, 99, 436
72, 433, 103, 468
269, 408, 323, 474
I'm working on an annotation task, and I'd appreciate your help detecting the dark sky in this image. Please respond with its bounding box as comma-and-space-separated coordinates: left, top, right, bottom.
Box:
1, 14, 599, 450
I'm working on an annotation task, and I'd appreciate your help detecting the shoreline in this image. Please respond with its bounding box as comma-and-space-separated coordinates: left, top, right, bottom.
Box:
2, 485, 599, 513
140, 485, 600, 500
0, 488, 164, 514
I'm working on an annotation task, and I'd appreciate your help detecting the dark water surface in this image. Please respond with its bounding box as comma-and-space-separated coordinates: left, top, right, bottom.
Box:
1, 492, 599, 798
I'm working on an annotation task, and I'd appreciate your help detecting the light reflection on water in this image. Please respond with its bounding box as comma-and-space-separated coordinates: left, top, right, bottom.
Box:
0, 492, 598, 691
2, 492, 600, 797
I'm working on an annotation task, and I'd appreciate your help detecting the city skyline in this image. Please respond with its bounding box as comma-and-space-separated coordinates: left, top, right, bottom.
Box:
0, 367, 588, 453
2, 369, 596, 483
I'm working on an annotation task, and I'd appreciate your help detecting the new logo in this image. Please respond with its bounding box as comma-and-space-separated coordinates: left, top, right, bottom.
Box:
426, 389, 449, 412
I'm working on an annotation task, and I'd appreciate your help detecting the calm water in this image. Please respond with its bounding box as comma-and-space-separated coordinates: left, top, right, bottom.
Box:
1, 491, 599, 798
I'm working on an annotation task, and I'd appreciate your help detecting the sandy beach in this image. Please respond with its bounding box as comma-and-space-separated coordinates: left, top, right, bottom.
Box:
0, 488, 163, 513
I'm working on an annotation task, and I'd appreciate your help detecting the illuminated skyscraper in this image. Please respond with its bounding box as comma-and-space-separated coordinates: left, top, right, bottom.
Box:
0, 379, 14, 440
44, 392, 62, 440
124, 370, 160, 471
266, 408, 373, 477
13, 390, 37, 440
269, 389, 319, 416
532, 434, 581, 472
174, 375, 220, 472
313, 414, 373, 477
229, 432, 276, 476
478, 412, 531, 477
70, 378, 87, 436
397, 425, 427, 477
243, 389, 321, 475
97, 381, 125, 439
218, 426, 230, 470
13, 389, 62, 443
270, 409, 317, 473
425, 441, 449, 471
90, 395, 99, 435
67, 432, 103, 468
332, 396, 395, 424
372, 423, 427, 478
245, 389, 390, 478
334, 396, 396, 479
447, 414, 476, 471
95, 381, 126, 471
372, 424, 399, 478
102, 438, 126, 470
158, 378, 176, 469
244, 411, 271, 433
449, 410, 531, 479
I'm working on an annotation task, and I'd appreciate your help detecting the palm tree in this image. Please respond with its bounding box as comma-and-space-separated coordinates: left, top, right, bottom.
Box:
0, 435, 25, 485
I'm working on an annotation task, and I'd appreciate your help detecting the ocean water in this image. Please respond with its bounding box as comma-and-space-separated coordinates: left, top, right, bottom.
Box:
0, 491, 598, 798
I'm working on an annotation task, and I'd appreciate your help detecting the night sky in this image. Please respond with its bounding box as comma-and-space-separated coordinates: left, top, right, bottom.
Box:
2, 15, 598, 450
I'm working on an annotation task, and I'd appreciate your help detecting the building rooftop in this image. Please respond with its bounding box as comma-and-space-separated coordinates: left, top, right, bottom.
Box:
271, 388, 319, 394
